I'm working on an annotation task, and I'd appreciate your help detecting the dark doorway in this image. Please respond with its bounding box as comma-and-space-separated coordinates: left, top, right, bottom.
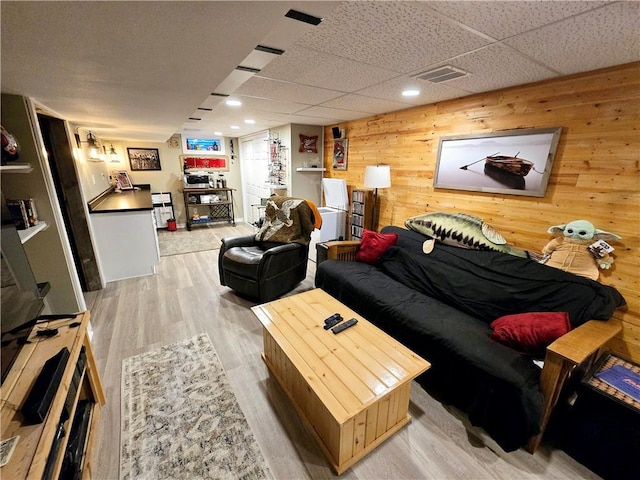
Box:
37, 114, 102, 291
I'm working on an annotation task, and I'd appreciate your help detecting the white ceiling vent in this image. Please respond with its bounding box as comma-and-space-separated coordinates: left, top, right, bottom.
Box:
414, 65, 468, 83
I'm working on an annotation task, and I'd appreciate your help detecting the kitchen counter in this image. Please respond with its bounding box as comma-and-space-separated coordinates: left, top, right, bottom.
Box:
86, 184, 159, 283
88, 184, 153, 213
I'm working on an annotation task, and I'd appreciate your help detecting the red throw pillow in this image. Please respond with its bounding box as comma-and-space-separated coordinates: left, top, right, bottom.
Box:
489, 312, 571, 355
355, 229, 398, 265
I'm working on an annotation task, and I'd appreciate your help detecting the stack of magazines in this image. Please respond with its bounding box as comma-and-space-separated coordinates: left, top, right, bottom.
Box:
595, 362, 640, 403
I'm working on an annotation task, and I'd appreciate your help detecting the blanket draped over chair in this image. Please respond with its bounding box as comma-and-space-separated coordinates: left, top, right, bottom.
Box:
255, 196, 316, 245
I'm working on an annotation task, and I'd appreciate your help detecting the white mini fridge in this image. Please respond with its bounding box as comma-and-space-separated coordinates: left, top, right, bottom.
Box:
309, 179, 348, 262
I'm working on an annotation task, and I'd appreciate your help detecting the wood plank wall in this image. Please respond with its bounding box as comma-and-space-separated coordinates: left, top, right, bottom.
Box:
322, 62, 640, 362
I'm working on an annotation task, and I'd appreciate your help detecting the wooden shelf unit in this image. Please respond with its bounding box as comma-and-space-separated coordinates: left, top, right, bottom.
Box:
350, 188, 373, 240
183, 187, 235, 230
0, 312, 105, 479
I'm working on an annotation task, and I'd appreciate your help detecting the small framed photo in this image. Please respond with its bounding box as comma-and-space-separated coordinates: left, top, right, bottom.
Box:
127, 148, 161, 171
115, 170, 134, 190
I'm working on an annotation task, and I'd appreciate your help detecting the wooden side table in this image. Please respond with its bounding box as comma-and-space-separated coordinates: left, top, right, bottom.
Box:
561, 354, 639, 479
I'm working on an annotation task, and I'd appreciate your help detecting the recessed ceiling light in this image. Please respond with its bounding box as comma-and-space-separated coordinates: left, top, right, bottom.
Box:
402, 89, 420, 97
245, 119, 255, 124
214, 131, 223, 136
226, 100, 242, 106
230, 125, 240, 130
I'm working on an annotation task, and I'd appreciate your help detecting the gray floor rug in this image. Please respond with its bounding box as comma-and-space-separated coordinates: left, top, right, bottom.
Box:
120, 334, 272, 480
157, 227, 223, 256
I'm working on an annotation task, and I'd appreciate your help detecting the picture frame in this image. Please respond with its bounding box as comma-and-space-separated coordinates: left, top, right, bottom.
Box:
182, 135, 225, 155
433, 127, 562, 197
180, 155, 228, 171
115, 170, 134, 190
127, 148, 161, 171
332, 139, 348, 170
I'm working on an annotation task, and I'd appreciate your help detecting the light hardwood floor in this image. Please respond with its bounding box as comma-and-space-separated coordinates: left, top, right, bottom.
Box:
86, 223, 598, 479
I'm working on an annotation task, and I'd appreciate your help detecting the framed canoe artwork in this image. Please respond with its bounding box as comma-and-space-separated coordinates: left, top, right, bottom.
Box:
433, 127, 562, 197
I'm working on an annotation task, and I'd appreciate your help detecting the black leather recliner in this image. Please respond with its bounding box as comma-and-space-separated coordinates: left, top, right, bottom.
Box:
220, 196, 317, 303
218, 235, 309, 303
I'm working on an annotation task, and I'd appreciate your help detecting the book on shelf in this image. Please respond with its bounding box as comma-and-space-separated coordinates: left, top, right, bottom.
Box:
352, 190, 365, 203
6, 198, 38, 230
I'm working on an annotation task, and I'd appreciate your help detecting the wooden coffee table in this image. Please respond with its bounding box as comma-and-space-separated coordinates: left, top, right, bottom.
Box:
251, 288, 430, 474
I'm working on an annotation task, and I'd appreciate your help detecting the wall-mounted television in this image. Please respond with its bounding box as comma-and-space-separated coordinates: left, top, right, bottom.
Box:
182, 135, 226, 155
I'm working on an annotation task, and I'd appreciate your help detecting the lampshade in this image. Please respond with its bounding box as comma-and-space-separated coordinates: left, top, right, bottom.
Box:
364, 165, 391, 189
86, 132, 100, 160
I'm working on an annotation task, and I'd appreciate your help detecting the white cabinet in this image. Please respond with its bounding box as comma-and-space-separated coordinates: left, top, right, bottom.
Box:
90, 210, 159, 282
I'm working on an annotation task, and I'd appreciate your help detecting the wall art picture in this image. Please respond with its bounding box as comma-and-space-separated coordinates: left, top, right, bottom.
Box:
127, 148, 161, 171
433, 127, 562, 197
182, 136, 225, 155
180, 155, 228, 171
299, 134, 318, 153
332, 139, 348, 170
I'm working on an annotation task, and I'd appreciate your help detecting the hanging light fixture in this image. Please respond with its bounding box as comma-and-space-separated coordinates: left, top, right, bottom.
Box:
86, 132, 100, 160
108, 144, 119, 162
74, 129, 102, 161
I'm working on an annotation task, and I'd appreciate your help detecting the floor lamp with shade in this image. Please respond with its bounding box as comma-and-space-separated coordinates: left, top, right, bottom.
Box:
364, 165, 391, 231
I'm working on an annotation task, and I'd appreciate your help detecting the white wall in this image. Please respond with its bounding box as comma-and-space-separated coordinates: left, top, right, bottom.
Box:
73, 135, 244, 226
1, 95, 84, 312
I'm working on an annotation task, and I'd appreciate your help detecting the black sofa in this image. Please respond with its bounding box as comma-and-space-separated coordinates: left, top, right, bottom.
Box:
315, 226, 625, 452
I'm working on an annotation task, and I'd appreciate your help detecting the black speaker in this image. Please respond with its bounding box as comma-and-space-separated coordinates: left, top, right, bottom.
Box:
22, 347, 70, 424
332, 127, 341, 139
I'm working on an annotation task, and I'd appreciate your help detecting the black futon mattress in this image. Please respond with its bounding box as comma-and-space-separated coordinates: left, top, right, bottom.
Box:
315, 226, 625, 452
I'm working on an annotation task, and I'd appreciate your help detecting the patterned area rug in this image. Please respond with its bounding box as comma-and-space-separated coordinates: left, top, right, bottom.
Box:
120, 334, 271, 480
157, 227, 223, 256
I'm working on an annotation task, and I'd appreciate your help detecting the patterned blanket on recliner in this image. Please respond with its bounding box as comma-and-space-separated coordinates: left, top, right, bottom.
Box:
255, 196, 315, 245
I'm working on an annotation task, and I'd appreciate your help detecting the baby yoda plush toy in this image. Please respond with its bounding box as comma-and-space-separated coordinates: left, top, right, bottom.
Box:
541, 219, 621, 281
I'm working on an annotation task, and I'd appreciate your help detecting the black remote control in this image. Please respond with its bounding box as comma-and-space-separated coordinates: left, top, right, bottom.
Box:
324, 316, 344, 330
324, 313, 342, 324
332, 318, 357, 334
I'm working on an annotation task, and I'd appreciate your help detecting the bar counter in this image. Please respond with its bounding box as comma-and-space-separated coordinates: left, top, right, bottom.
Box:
87, 184, 159, 283
88, 184, 153, 213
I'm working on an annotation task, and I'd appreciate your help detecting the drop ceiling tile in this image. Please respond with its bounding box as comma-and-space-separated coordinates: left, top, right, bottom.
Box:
295, 105, 372, 122
505, 2, 640, 75
232, 95, 309, 115
259, 45, 399, 92
427, 1, 610, 40
356, 76, 471, 106
198, 96, 226, 110
321, 93, 410, 115
432, 43, 558, 93
235, 76, 342, 104
276, 113, 330, 126
295, 1, 491, 73
240, 50, 279, 70
213, 69, 256, 95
